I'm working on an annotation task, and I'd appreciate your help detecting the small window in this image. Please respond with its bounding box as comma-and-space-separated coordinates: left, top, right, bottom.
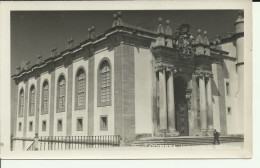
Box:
57, 75, 66, 112
227, 107, 232, 115
42, 81, 49, 114
100, 116, 108, 131
29, 121, 33, 132
98, 60, 111, 107
42, 120, 47, 132
29, 85, 35, 116
19, 89, 24, 117
226, 82, 230, 96
18, 122, 22, 131
57, 119, 62, 131
77, 118, 83, 131
75, 68, 86, 110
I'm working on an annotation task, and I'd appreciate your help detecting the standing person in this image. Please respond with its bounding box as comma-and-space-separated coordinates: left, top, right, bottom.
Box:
213, 129, 220, 145
33, 133, 39, 151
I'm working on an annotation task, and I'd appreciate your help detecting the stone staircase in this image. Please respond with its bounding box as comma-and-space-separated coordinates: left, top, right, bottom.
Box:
131, 136, 244, 147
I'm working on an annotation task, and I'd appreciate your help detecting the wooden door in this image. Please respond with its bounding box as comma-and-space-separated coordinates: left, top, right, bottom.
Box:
176, 104, 189, 136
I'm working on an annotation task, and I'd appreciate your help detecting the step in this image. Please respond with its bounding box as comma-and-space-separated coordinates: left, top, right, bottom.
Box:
131, 136, 243, 147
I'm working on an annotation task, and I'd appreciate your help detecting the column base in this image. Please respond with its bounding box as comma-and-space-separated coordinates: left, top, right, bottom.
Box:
207, 129, 214, 136
155, 129, 179, 137
201, 129, 209, 136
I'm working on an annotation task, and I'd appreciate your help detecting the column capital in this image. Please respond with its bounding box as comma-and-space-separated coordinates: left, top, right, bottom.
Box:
155, 64, 177, 73
155, 64, 166, 72
205, 72, 213, 79
195, 71, 213, 79
166, 66, 177, 74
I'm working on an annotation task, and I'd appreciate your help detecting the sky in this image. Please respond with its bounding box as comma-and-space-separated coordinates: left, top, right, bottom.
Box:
10, 10, 239, 133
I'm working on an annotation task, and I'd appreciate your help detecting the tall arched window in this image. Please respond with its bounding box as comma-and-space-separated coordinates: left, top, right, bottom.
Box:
57, 75, 66, 112
75, 68, 86, 109
42, 81, 49, 114
98, 59, 111, 106
19, 88, 24, 117
29, 85, 35, 116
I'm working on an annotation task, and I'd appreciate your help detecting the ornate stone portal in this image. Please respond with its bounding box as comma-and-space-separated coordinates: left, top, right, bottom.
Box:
152, 20, 225, 137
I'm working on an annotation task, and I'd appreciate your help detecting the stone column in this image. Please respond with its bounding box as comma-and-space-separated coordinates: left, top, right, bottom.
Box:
158, 66, 167, 130
167, 68, 176, 133
198, 74, 207, 134
206, 74, 213, 132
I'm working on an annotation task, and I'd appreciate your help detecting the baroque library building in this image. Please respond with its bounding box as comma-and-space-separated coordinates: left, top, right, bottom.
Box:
12, 11, 244, 150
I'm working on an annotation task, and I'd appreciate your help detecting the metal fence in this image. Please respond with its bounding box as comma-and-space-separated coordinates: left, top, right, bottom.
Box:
13, 135, 121, 151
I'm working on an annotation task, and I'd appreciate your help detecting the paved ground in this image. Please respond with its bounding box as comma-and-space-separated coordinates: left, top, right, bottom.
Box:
69, 142, 243, 151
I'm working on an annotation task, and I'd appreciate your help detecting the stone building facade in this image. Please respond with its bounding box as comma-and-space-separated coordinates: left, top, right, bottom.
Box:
12, 11, 244, 150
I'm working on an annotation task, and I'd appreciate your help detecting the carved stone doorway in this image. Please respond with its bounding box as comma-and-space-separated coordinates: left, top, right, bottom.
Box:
174, 76, 189, 136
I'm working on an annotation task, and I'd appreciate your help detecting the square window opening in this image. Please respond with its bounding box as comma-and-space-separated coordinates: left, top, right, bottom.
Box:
226, 82, 230, 96
77, 118, 83, 131
42, 121, 47, 132
227, 107, 232, 115
57, 119, 62, 131
100, 116, 108, 131
29, 121, 33, 132
18, 122, 22, 131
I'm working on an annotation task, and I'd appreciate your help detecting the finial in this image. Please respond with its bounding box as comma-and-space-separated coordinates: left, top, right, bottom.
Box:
36, 53, 43, 64
67, 37, 74, 49
203, 30, 209, 45
91, 25, 95, 31
90, 26, 96, 39
117, 11, 122, 17
37, 53, 42, 60
16, 65, 21, 73
113, 13, 117, 19
165, 20, 172, 36
52, 45, 57, 51
195, 28, 203, 44
87, 27, 92, 39
112, 13, 118, 27
216, 34, 221, 44
26, 61, 31, 69
117, 11, 123, 26
51, 45, 57, 57
156, 17, 164, 34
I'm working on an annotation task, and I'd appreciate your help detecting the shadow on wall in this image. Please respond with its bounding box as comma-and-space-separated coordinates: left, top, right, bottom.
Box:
212, 79, 220, 97
222, 61, 230, 79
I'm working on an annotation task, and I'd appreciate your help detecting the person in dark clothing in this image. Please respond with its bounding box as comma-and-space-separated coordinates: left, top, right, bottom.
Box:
213, 129, 220, 145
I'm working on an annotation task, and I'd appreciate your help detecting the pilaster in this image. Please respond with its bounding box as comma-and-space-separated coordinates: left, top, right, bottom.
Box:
66, 64, 73, 136
35, 77, 41, 134
22, 80, 28, 150
49, 71, 55, 136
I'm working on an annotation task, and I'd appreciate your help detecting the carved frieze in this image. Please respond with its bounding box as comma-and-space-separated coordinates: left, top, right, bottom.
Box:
155, 64, 179, 75
175, 23, 195, 59
195, 71, 213, 79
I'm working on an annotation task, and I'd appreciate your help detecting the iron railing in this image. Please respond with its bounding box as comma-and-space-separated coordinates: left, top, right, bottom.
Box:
21, 135, 121, 151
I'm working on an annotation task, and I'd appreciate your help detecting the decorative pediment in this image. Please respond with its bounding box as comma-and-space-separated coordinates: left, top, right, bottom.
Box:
175, 23, 195, 59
